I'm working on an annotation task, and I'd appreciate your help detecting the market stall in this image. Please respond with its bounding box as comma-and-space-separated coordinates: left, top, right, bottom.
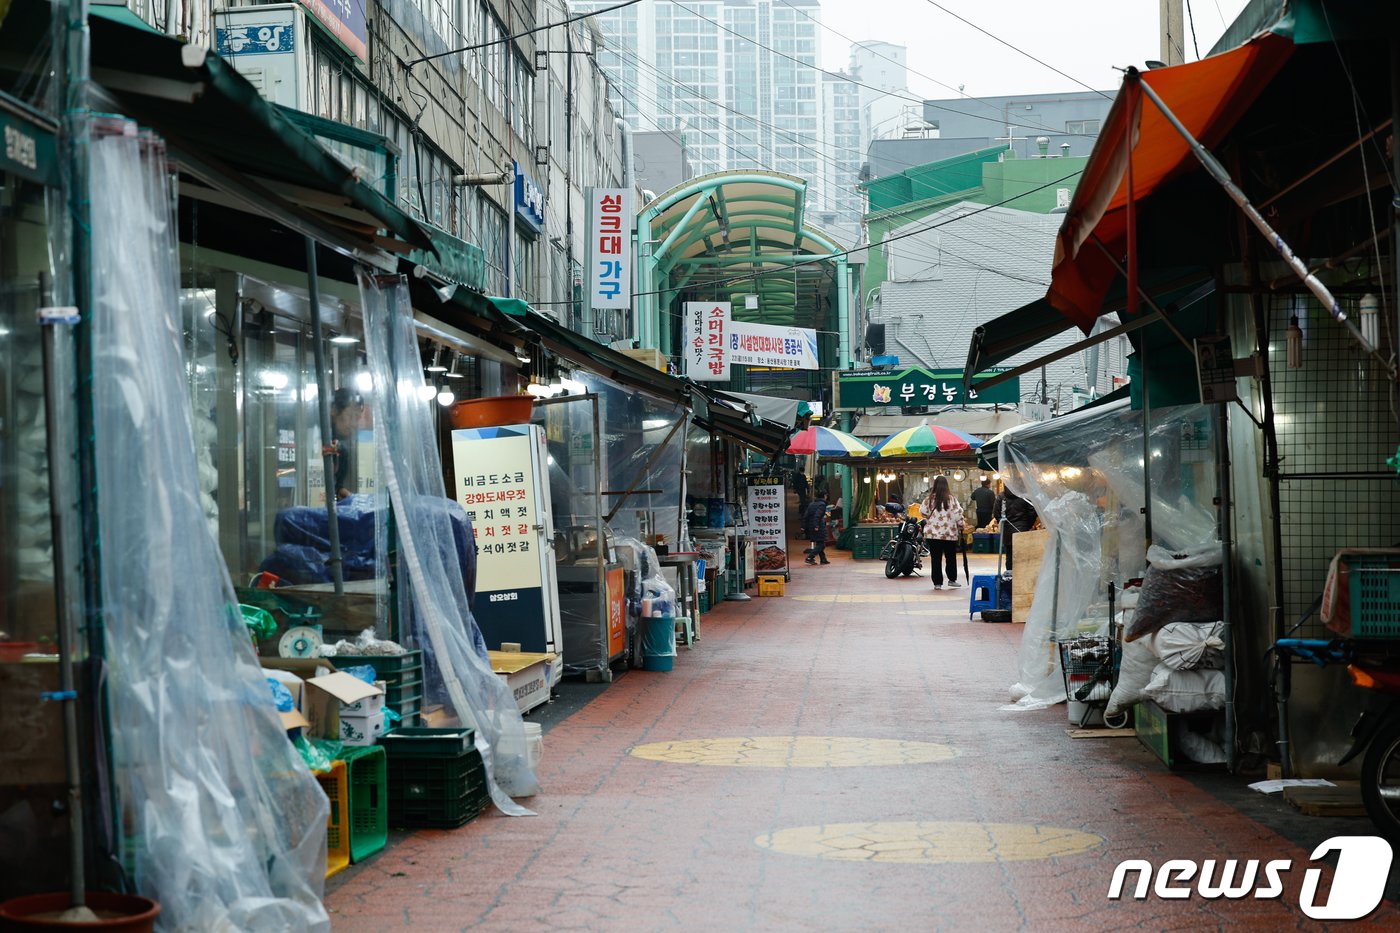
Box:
992, 399, 1226, 765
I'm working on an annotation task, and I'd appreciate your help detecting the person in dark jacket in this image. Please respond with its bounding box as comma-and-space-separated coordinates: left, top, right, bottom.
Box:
970, 477, 996, 529
995, 487, 1038, 570
803, 495, 829, 565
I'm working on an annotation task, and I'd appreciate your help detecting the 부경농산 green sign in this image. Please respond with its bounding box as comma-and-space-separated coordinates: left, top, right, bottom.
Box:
836, 367, 1019, 409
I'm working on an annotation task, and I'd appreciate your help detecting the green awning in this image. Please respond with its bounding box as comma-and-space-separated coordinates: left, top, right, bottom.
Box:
70, 2, 436, 257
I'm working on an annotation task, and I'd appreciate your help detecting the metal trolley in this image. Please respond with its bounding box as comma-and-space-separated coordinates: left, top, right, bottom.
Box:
1057, 584, 1128, 729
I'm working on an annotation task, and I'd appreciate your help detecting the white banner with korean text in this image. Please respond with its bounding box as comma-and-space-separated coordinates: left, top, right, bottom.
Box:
728, 321, 819, 370
684, 301, 731, 381
587, 187, 632, 310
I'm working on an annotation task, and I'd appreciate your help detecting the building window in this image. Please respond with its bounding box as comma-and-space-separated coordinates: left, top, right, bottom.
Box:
1066, 119, 1100, 135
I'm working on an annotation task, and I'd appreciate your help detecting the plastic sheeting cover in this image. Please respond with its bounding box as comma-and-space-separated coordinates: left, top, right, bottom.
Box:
91, 126, 329, 929
1000, 400, 1218, 710
357, 272, 539, 812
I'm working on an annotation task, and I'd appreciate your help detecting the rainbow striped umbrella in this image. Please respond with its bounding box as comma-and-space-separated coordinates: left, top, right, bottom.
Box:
786, 425, 873, 457
870, 421, 985, 457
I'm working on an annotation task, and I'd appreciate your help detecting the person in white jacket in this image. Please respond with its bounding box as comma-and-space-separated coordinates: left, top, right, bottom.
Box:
921, 476, 965, 590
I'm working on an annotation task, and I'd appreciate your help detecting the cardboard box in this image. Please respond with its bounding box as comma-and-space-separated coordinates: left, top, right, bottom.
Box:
339, 680, 386, 717
303, 671, 383, 741
263, 667, 311, 731
1011, 528, 1050, 623
338, 712, 386, 746
489, 651, 556, 714
261, 659, 336, 732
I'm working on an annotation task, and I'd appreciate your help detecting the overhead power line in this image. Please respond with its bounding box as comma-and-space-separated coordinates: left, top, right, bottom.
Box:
917, 0, 1112, 99
660, 0, 1101, 139
405, 0, 646, 68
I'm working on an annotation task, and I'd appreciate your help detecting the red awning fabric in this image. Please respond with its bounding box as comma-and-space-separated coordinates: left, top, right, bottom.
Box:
1049, 31, 1294, 331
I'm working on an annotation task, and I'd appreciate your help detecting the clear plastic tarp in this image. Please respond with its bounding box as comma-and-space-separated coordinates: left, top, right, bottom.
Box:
91, 123, 329, 929
357, 272, 538, 811
999, 399, 1218, 709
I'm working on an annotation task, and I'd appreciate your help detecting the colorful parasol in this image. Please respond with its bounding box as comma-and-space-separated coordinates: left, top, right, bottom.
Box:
786, 425, 873, 457
870, 421, 985, 457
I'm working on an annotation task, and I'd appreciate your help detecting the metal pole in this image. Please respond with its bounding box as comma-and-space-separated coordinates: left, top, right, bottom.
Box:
305, 239, 344, 594
1392, 39, 1400, 349
1214, 402, 1237, 772
1137, 78, 1394, 379
1125, 76, 1153, 546
39, 272, 86, 909
591, 393, 609, 677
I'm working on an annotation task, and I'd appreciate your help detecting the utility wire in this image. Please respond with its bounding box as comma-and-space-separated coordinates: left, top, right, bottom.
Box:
406, 0, 647, 67
528, 167, 1084, 309
659, 0, 1101, 139
1186, 0, 1201, 60
918, 0, 1112, 99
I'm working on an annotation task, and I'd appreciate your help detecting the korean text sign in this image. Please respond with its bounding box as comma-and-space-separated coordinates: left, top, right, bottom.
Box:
746, 477, 788, 574
684, 302, 731, 381
587, 187, 632, 310
728, 322, 818, 370
836, 367, 1019, 409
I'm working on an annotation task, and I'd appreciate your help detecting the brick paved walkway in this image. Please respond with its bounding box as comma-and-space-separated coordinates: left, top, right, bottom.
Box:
325, 545, 1397, 931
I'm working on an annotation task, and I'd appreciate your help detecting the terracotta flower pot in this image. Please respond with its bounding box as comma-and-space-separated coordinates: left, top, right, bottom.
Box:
0, 892, 160, 931
449, 395, 534, 429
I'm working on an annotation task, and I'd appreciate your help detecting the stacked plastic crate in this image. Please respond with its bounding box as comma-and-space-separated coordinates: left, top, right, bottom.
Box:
380, 727, 490, 829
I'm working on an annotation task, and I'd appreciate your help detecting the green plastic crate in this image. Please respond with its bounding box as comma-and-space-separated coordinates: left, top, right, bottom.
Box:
380, 726, 474, 757
387, 748, 488, 829
340, 746, 387, 863
388, 693, 423, 728
1347, 555, 1400, 638
388, 787, 487, 829
355, 651, 424, 675
383, 675, 423, 704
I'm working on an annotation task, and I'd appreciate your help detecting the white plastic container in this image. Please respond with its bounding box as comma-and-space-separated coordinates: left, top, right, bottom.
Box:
524, 721, 543, 770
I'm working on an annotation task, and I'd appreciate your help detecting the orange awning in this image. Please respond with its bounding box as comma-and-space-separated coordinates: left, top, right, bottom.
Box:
1049, 32, 1294, 331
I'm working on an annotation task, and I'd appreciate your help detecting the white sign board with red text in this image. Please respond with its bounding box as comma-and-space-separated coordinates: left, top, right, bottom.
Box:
684, 301, 732, 381
587, 188, 633, 311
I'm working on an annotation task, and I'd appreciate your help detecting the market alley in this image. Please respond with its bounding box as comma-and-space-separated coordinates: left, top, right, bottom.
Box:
324, 547, 1397, 931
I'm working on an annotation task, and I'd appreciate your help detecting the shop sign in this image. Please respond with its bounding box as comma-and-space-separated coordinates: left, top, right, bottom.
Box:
684, 301, 730, 381
606, 566, 626, 658
513, 162, 545, 234
746, 476, 788, 575
0, 109, 58, 187
215, 21, 296, 55
728, 321, 819, 370
836, 366, 1019, 409
407, 222, 487, 291
297, 0, 367, 61
587, 187, 632, 310
1194, 334, 1238, 404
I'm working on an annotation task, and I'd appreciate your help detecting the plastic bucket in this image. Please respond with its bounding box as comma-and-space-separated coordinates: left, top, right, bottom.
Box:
449, 395, 534, 429
1066, 699, 1105, 728
0, 893, 161, 931
642, 616, 677, 672
523, 722, 543, 771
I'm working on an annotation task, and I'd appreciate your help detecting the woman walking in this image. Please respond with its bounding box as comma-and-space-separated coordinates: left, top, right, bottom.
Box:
921, 476, 964, 590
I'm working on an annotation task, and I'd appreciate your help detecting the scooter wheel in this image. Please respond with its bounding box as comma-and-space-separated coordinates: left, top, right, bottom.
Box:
1360, 714, 1400, 844
1104, 710, 1131, 730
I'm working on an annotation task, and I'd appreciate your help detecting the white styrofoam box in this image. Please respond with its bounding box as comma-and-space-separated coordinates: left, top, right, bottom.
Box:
339, 680, 386, 716
338, 712, 386, 746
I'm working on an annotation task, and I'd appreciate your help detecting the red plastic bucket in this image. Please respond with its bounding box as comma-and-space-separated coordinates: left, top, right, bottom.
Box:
448, 395, 534, 429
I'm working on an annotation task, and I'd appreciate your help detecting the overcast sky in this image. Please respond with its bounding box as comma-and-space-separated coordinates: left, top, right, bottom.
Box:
818, 0, 1255, 99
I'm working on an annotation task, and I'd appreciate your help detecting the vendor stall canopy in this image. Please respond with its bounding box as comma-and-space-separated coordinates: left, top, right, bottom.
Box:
964, 0, 1399, 401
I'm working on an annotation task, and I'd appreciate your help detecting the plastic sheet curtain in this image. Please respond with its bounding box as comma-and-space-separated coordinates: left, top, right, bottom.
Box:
91, 123, 330, 930
357, 272, 538, 812
999, 400, 1218, 709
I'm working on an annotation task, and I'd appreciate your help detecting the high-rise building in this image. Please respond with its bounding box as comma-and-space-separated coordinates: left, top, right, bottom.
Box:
820, 70, 864, 227
575, 0, 823, 183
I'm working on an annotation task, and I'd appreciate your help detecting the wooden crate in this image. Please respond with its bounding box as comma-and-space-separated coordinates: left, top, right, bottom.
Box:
1011, 528, 1049, 623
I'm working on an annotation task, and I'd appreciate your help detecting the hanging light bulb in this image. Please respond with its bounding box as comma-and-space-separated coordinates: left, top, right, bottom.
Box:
1286, 314, 1304, 369
437, 386, 455, 407
416, 383, 436, 401
1360, 294, 1380, 351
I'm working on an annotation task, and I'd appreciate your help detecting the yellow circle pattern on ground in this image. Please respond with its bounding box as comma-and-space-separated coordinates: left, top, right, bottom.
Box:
755, 821, 1104, 863
629, 736, 959, 768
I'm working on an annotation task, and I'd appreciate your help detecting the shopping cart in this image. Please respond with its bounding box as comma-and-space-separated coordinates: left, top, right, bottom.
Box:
1058, 633, 1121, 729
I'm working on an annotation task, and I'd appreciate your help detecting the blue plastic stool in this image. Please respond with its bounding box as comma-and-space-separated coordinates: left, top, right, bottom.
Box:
968, 574, 999, 619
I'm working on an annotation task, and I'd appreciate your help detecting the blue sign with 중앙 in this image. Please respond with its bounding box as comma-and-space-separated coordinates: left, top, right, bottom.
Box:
215, 23, 296, 56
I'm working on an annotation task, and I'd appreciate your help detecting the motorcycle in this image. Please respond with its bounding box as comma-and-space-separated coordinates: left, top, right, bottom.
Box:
1340, 655, 1400, 843
877, 502, 926, 578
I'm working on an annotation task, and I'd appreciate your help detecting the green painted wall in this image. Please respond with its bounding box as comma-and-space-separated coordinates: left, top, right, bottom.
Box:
860, 153, 1088, 305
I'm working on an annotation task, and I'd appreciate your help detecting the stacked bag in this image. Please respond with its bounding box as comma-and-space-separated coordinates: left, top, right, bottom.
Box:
1106, 545, 1226, 763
